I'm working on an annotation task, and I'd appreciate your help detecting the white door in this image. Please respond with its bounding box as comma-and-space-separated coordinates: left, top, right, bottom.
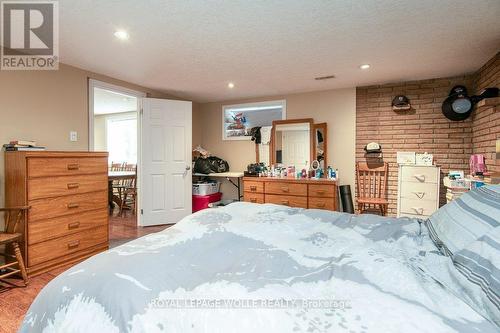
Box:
139, 98, 192, 226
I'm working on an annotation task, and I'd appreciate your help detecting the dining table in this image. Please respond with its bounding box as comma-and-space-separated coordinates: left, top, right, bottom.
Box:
108, 170, 136, 213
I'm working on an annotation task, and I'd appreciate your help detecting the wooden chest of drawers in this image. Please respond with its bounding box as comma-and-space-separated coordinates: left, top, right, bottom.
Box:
5, 151, 109, 276
397, 165, 440, 219
243, 177, 338, 211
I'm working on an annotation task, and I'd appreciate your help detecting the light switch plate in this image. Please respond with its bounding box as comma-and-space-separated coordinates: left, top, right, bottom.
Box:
70, 131, 78, 142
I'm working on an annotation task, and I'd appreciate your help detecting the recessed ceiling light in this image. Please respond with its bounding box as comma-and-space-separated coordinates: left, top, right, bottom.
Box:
314, 75, 335, 81
114, 30, 129, 40
359, 64, 371, 70
227, 82, 235, 89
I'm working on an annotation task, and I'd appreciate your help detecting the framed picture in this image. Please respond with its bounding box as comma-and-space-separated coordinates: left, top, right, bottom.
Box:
222, 100, 286, 140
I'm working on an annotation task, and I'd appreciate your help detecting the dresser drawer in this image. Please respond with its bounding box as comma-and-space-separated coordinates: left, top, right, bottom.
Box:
28, 225, 108, 267
244, 192, 264, 204
265, 182, 307, 196
399, 182, 438, 201
308, 197, 335, 210
29, 191, 108, 222
28, 174, 108, 200
28, 157, 108, 178
399, 198, 437, 216
400, 166, 439, 184
265, 194, 307, 208
308, 184, 336, 198
28, 209, 108, 245
244, 180, 264, 193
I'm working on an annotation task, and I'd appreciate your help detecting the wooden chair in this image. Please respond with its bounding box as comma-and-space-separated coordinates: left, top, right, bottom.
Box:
120, 163, 137, 217
356, 162, 389, 216
0, 207, 29, 286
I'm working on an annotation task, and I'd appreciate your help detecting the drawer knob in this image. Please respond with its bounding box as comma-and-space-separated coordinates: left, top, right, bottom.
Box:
316, 190, 326, 195
67, 240, 80, 249
250, 185, 257, 191
316, 203, 326, 208
68, 222, 80, 230
413, 174, 426, 182
67, 203, 79, 209
412, 207, 424, 215
412, 191, 425, 199
281, 200, 290, 206
67, 163, 80, 170
250, 198, 257, 203
67, 183, 80, 189
280, 187, 290, 193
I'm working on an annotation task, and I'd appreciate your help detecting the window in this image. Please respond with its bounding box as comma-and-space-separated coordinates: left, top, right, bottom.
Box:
106, 114, 137, 164
222, 100, 286, 140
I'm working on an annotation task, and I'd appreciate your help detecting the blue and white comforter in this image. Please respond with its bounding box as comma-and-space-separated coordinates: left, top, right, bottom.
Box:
20, 202, 498, 332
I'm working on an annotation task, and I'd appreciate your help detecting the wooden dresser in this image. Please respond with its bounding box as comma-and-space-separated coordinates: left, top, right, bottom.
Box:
397, 165, 440, 219
243, 177, 338, 211
5, 151, 109, 276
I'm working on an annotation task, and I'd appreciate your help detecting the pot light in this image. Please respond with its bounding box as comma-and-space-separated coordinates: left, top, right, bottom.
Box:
228, 82, 235, 89
114, 30, 129, 40
359, 64, 371, 70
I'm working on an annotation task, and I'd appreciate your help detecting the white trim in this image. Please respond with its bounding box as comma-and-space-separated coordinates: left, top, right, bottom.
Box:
221, 99, 286, 141
88, 79, 146, 151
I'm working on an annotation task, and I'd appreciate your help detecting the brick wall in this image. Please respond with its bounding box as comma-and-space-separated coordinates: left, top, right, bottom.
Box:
472, 52, 500, 173
356, 75, 475, 216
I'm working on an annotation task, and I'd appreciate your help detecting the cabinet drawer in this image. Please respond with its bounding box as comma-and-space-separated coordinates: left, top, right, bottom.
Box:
308, 184, 336, 198
29, 191, 108, 222
244, 192, 264, 204
28, 209, 108, 245
28, 174, 108, 200
244, 181, 264, 193
400, 166, 439, 184
308, 197, 335, 210
265, 194, 307, 208
399, 198, 438, 216
400, 182, 438, 201
28, 157, 108, 178
265, 182, 307, 196
28, 225, 107, 267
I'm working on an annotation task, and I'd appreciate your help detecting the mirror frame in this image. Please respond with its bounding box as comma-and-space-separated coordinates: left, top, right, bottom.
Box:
313, 122, 328, 177
269, 118, 315, 166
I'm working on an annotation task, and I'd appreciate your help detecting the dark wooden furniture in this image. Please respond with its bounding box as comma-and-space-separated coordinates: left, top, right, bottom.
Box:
356, 162, 389, 215
243, 177, 338, 211
0, 206, 30, 286
4, 151, 109, 277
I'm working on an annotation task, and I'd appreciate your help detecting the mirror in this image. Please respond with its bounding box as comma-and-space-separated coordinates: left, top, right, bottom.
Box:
313, 123, 328, 177
270, 118, 314, 170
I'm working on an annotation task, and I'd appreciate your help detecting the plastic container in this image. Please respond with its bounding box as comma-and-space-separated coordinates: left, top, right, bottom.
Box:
192, 192, 222, 212
192, 181, 221, 195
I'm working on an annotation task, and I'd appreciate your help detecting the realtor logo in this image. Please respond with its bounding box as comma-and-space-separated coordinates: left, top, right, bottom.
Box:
1, 1, 58, 70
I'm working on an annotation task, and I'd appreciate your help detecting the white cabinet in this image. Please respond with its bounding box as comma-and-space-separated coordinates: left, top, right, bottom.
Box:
397, 165, 440, 218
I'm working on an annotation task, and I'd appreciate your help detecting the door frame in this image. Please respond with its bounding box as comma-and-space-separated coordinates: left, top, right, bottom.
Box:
88, 79, 146, 224
88, 79, 146, 150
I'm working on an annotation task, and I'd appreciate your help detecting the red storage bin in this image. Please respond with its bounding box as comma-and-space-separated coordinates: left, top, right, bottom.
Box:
192, 192, 222, 212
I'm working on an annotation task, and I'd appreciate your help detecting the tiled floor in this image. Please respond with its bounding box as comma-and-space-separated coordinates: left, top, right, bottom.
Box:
0, 211, 170, 333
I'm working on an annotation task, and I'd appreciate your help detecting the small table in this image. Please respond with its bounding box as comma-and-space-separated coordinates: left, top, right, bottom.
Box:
108, 171, 136, 212
193, 172, 244, 201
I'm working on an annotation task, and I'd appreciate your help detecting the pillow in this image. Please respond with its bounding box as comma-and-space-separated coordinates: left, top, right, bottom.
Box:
451, 226, 500, 326
427, 185, 500, 256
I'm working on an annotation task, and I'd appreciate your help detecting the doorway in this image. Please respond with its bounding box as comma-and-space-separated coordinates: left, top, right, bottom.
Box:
89, 80, 145, 225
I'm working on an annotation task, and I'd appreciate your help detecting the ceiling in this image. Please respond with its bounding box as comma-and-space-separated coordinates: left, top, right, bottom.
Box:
93, 87, 137, 115
59, 0, 500, 103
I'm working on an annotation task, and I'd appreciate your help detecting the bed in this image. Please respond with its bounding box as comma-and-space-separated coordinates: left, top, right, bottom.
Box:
20, 186, 500, 332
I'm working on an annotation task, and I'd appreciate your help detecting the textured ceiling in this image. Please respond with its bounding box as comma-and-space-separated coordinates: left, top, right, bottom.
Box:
59, 0, 500, 102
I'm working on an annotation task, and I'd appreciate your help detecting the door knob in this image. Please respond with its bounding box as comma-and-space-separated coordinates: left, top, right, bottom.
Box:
185, 165, 191, 171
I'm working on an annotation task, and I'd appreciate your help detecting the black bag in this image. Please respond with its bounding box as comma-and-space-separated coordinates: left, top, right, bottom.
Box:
194, 156, 229, 174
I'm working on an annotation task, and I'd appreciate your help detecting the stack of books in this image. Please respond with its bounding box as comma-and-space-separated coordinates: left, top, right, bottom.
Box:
3, 140, 46, 151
